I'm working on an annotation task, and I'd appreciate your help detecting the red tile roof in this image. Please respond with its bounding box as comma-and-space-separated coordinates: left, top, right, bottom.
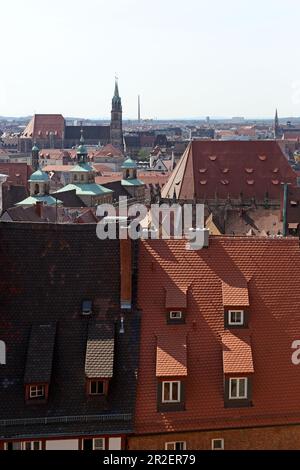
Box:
93, 144, 124, 158
161, 141, 297, 202
135, 237, 300, 434
165, 286, 188, 309
22, 114, 65, 139
0, 163, 32, 186
156, 333, 187, 377
222, 281, 249, 306
222, 331, 254, 374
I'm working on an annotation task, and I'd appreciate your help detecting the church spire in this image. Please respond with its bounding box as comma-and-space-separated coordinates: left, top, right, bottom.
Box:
77, 129, 88, 164
274, 108, 280, 138
114, 76, 119, 98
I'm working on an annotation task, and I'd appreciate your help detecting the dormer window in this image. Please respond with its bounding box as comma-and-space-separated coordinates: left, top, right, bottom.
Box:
89, 380, 104, 395
30, 385, 45, 398
167, 310, 185, 324
82, 300, 93, 316
170, 311, 182, 320
228, 310, 244, 326
229, 377, 248, 399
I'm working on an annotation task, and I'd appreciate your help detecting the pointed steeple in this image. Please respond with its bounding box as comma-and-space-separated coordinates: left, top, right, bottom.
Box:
31, 142, 40, 171
114, 77, 119, 98
77, 129, 88, 164
274, 108, 280, 138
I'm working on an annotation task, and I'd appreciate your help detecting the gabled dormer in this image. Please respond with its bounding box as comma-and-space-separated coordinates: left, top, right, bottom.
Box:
164, 286, 188, 324
85, 321, 115, 397
24, 323, 56, 404
222, 281, 250, 329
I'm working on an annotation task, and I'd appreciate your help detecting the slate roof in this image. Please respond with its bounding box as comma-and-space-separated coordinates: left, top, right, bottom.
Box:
65, 126, 110, 141
0, 222, 140, 439
24, 323, 56, 384
161, 140, 297, 202
85, 321, 115, 379
135, 237, 300, 434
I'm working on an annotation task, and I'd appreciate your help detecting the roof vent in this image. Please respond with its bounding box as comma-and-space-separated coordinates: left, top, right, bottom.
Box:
81, 300, 93, 316
247, 180, 255, 185
199, 168, 207, 173
222, 168, 229, 174
258, 155, 267, 161
200, 180, 207, 185
272, 180, 280, 185
209, 155, 217, 161
220, 179, 229, 185
245, 168, 254, 173
273, 168, 279, 173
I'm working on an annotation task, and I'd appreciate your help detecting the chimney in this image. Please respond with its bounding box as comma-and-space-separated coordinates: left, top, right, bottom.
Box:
0, 174, 8, 215
35, 200, 43, 218
120, 238, 132, 310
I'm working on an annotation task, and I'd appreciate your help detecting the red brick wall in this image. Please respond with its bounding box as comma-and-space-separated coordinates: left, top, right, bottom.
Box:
128, 425, 300, 450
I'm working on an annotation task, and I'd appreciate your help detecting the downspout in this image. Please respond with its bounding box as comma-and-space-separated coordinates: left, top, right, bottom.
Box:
283, 182, 289, 237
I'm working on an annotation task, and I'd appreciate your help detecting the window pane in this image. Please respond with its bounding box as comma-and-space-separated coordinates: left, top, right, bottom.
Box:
163, 382, 170, 401
175, 442, 185, 450
94, 439, 105, 450
24, 442, 31, 451
12, 442, 22, 450
165, 443, 175, 450
172, 382, 179, 401
90, 382, 97, 394
96, 382, 104, 394
230, 379, 237, 397
239, 379, 246, 398
33, 442, 40, 451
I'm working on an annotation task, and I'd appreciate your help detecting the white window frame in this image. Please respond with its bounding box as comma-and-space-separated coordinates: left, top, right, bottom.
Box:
165, 441, 186, 450
162, 381, 181, 403
89, 380, 104, 395
228, 310, 244, 326
212, 438, 224, 450
169, 311, 182, 320
229, 377, 248, 399
29, 385, 45, 398
93, 438, 105, 450
22, 441, 42, 451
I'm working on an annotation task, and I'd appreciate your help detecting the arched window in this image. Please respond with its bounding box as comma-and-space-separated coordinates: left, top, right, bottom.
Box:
34, 183, 39, 195
74, 174, 78, 181
0, 341, 6, 365
126, 170, 129, 179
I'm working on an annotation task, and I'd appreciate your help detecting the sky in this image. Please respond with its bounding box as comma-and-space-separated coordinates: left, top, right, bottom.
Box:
1, 0, 300, 119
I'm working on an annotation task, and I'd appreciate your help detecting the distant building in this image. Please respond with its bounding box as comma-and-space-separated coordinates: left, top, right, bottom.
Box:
19, 80, 123, 152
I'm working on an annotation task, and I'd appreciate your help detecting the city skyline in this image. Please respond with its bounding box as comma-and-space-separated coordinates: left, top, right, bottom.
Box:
1, 0, 300, 119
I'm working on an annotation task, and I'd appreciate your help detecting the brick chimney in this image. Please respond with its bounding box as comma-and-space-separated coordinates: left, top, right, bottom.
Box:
35, 201, 43, 218
120, 238, 132, 310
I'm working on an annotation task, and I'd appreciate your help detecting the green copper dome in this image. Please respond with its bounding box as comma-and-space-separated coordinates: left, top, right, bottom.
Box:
32, 143, 39, 153
28, 169, 49, 182
77, 129, 88, 155
121, 157, 137, 169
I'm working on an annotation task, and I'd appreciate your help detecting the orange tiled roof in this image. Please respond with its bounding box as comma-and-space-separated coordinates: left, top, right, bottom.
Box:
165, 286, 188, 309
222, 331, 254, 374
135, 237, 300, 434
161, 140, 297, 201
156, 333, 187, 377
222, 281, 249, 306
22, 114, 65, 139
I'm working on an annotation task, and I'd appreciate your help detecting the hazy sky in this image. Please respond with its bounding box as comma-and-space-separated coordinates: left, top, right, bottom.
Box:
1, 0, 300, 119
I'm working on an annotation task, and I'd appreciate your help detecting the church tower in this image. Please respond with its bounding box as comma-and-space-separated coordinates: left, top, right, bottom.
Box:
110, 78, 123, 151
